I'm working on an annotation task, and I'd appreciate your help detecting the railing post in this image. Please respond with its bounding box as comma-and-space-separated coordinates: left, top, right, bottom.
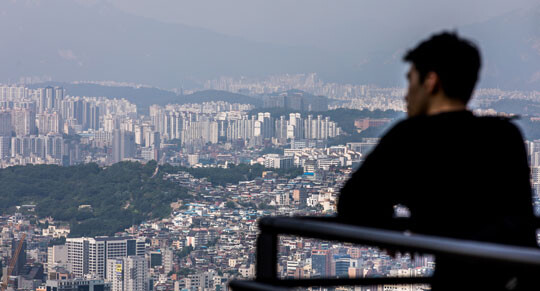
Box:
256, 228, 278, 282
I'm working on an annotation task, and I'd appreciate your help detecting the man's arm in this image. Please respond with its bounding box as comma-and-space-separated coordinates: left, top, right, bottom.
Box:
337, 122, 405, 229
497, 120, 537, 246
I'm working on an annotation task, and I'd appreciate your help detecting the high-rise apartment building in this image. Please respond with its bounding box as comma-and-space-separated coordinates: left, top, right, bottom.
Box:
82, 102, 100, 130
0, 85, 28, 100
0, 111, 12, 136
275, 115, 288, 140
54, 87, 64, 111
0, 136, 10, 158
112, 130, 136, 163
10, 135, 64, 159
181, 120, 218, 146
11, 108, 36, 136
226, 116, 255, 141
37, 111, 63, 135
45, 86, 55, 110
66, 237, 145, 279
303, 115, 338, 140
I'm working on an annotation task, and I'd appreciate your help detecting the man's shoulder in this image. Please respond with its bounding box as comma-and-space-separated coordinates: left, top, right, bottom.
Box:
473, 115, 523, 136
380, 115, 428, 137
380, 112, 524, 147
390, 112, 520, 131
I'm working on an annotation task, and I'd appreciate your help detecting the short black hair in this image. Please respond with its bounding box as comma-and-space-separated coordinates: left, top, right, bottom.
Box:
403, 31, 481, 104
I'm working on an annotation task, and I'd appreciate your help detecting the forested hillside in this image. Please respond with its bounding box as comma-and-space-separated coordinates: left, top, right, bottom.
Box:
0, 161, 303, 237
0, 161, 190, 237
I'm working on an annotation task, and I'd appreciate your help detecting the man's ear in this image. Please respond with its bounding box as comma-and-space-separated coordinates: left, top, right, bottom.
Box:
423, 72, 440, 95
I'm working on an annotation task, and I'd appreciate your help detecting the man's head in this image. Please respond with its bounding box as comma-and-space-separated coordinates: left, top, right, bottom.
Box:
403, 32, 481, 117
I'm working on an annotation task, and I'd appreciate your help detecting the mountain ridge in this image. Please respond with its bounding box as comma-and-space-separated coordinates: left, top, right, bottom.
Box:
28, 83, 261, 111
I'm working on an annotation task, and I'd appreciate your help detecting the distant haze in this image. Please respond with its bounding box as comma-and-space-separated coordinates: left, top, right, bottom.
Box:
1, 0, 539, 90
110, 0, 538, 54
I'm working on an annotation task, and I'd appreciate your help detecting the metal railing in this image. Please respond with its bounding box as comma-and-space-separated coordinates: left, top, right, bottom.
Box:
229, 216, 540, 290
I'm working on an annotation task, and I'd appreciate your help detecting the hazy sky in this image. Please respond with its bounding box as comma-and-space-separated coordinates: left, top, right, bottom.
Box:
109, 0, 539, 52
1, 0, 538, 89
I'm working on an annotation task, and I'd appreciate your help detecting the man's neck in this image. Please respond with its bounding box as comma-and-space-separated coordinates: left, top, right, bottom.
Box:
426, 94, 467, 116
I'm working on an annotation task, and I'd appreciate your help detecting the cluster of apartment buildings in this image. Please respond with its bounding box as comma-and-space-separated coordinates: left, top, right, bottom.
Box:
0, 85, 136, 167
0, 85, 344, 167
203, 73, 406, 111
149, 105, 341, 150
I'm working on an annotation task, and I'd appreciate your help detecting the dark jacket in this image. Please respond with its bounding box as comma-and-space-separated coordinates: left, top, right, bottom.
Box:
337, 110, 537, 290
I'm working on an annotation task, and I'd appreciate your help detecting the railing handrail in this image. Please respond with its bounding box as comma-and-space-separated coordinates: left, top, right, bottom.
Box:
259, 216, 540, 266
229, 216, 540, 290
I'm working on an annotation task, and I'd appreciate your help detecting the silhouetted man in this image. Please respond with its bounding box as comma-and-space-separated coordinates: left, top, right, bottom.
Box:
338, 32, 537, 290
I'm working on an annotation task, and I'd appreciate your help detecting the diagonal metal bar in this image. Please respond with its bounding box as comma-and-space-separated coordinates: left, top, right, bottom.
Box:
259, 216, 540, 266
230, 277, 432, 290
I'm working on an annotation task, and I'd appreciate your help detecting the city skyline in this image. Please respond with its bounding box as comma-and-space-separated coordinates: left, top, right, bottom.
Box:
1, 1, 540, 290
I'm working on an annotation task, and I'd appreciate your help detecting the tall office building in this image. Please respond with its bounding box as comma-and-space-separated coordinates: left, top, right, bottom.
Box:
66, 237, 145, 279
311, 249, 331, 278
106, 256, 148, 291
333, 255, 351, 278
149, 251, 162, 268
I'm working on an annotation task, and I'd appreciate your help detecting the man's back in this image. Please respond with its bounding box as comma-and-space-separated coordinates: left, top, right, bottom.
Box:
338, 111, 537, 288
339, 111, 536, 244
